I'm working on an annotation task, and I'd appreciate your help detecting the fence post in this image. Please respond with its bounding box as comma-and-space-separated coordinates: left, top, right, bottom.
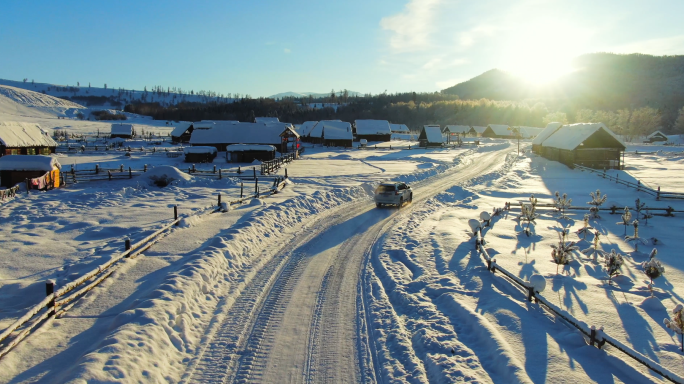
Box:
238, 166, 241, 174
144, 164, 147, 172
616, 173, 619, 184
25, 178, 29, 195
174, 205, 178, 225
589, 326, 597, 346
192, 164, 196, 173
285, 168, 288, 179
255, 178, 259, 197
120, 164, 124, 172
108, 170, 112, 180
218, 193, 221, 206
253, 167, 256, 179
46, 280, 55, 316
657, 186, 660, 201
213, 165, 216, 174
219, 169, 222, 179
95, 164, 99, 174
527, 286, 535, 302
129, 167, 132, 179
125, 238, 131, 252
241, 182, 244, 198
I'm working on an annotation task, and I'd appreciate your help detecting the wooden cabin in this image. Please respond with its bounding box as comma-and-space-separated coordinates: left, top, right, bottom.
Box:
111, 123, 135, 139
532, 122, 563, 154
0, 155, 60, 189
323, 121, 354, 147
226, 144, 276, 163
443, 125, 470, 143
517, 126, 544, 139
469, 126, 487, 137
646, 131, 668, 143
419, 125, 443, 148
190, 122, 295, 152
0, 121, 57, 156
481, 124, 511, 138
306, 120, 342, 144
355, 120, 392, 142
540, 123, 625, 169
184, 146, 218, 163
170, 122, 193, 144
390, 124, 410, 134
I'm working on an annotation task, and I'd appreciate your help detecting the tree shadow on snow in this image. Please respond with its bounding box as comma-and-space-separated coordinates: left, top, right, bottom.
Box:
606, 289, 662, 362
551, 273, 589, 315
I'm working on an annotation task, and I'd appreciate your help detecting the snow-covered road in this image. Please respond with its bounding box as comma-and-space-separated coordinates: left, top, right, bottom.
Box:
182, 149, 509, 383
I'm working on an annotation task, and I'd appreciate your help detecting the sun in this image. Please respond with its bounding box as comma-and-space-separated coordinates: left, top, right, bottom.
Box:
501, 22, 584, 84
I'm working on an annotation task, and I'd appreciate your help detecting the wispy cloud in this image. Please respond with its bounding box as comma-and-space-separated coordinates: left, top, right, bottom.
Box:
380, 0, 443, 53
284, 48, 291, 54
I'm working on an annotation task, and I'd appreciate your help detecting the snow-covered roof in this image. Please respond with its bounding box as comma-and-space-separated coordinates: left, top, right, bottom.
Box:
255, 117, 279, 123
472, 126, 487, 134
193, 122, 215, 129
486, 124, 511, 136
532, 122, 563, 145
309, 120, 342, 138
647, 130, 668, 139
444, 125, 471, 134
0, 154, 60, 171
390, 123, 410, 133
264, 122, 299, 137
541, 123, 625, 151
422, 126, 443, 143
323, 121, 353, 140
226, 144, 276, 152
0, 121, 57, 148
184, 146, 218, 154
189, 122, 287, 145
170, 122, 192, 137
355, 120, 391, 135
299, 121, 318, 136
111, 124, 133, 135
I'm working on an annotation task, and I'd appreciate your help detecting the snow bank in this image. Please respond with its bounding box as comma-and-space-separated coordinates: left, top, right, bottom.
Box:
61, 185, 367, 383
144, 166, 192, 187
0, 155, 60, 171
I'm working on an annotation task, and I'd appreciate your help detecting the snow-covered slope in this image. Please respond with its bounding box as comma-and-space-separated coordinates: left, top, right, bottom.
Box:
0, 84, 86, 118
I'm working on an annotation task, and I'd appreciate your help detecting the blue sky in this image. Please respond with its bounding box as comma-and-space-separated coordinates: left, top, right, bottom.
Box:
1, 0, 683, 97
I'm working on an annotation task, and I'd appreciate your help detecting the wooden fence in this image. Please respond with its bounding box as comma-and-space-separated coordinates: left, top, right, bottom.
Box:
472, 207, 684, 384
0, 174, 290, 359
574, 164, 684, 200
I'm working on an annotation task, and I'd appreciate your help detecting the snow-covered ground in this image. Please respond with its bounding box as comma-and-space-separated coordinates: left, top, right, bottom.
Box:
3, 95, 684, 383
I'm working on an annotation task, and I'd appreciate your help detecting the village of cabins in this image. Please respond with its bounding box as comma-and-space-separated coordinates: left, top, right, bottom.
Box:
0, 117, 656, 190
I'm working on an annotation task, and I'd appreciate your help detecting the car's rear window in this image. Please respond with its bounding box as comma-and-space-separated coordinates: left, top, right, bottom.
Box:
376, 185, 395, 193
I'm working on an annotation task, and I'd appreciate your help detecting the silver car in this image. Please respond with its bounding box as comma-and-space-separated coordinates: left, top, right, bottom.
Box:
375, 182, 412, 208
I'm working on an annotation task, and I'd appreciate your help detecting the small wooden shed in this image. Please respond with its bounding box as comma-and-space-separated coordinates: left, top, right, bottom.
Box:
0, 155, 61, 189
184, 146, 218, 163
646, 131, 668, 143
481, 124, 511, 138
323, 121, 354, 147
226, 144, 276, 163
390, 124, 410, 134
170, 122, 193, 143
355, 120, 392, 142
419, 125, 443, 148
469, 126, 487, 137
540, 123, 625, 169
111, 123, 135, 139
0, 121, 57, 156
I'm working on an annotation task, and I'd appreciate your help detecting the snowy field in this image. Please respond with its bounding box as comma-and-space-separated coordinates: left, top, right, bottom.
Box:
3, 90, 684, 382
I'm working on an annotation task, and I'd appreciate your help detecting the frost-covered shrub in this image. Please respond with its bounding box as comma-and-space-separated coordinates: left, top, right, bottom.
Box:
587, 189, 607, 219
642, 248, 664, 295
551, 227, 578, 274
581, 230, 607, 260
625, 219, 648, 251
616, 207, 632, 235
664, 304, 684, 352
520, 201, 538, 236
576, 214, 594, 239
554, 191, 572, 220
604, 249, 624, 284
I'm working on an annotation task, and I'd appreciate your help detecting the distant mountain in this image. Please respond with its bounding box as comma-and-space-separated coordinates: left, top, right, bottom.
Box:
0, 78, 233, 108
268, 90, 362, 99
441, 53, 684, 113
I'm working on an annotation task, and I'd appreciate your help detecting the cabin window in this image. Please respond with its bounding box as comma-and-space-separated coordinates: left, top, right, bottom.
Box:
9, 149, 18, 155
27, 148, 36, 155
41, 148, 51, 155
